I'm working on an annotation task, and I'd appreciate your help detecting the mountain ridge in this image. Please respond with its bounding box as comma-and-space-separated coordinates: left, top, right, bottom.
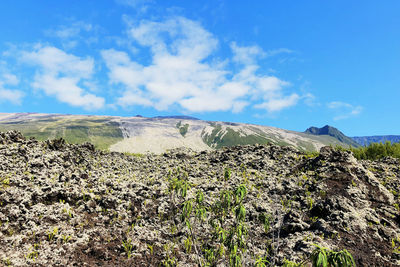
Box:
0, 113, 353, 153
305, 125, 360, 147
352, 135, 400, 146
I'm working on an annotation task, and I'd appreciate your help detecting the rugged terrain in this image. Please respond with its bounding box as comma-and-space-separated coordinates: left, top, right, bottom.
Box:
1, 131, 400, 266
0, 113, 349, 153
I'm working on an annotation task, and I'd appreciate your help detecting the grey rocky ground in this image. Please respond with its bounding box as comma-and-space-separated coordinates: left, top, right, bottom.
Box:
0, 131, 400, 266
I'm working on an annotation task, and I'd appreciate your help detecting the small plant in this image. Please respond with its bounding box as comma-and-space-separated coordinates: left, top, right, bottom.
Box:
26, 243, 40, 261
394, 203, 400, 212
281, 197, 293, 212
229, 245, 242, 267
307, 196, 314, 210
2, 258, 12, 266
204, 247, 216, 265
224, 167, 232, 182
310, 244, 355, 267
283, 259, 303, 267
392, 236, 400, 253
147, 244, 154, 255
122, 238, 134, 258
62, 234, 71, 243
48, 227, 58, 241
255, 255, 269, 267
259, 213, 272, 233
0, 176, 10, 189
162, 244, 177, 267
184, 236, 192, 253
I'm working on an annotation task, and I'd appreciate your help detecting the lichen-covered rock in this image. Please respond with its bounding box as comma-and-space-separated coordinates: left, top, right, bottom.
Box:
0, 132, 399, 266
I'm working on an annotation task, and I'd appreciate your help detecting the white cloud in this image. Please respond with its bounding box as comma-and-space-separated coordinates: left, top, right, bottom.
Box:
102, 16, 298, 113
22, 45, 104, 110
115, 0, 153, 13
302, 92, 318, 106
0, 88, 24, 105
265, 48, 294, 57
2, 73, 19, 85
0, 72, 24, 104
328, 101, 363, 120
46, 21, 95, 49
231, 42, 265, 65
54, 22, 92, 39
254, 94, 299, 112
116, 0, 152, 7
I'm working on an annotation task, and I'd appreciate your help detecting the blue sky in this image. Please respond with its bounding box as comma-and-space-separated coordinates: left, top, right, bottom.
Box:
0, 0, 399, 136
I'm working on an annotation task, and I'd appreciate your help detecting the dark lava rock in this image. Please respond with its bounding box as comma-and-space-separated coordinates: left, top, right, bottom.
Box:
0, 131, 399, 266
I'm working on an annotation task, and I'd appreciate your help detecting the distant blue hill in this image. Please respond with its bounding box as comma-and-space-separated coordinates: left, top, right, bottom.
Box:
352, 135, 400, 146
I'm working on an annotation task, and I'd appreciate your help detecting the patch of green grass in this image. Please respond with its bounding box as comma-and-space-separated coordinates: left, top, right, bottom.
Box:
176, 121, 189, 137
0, 118, 123, 150
202, 125, 270, 148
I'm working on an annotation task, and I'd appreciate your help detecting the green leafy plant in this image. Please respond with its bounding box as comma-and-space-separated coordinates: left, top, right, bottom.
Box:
392, 236, 400, 253
2, 257, 12, 266
224, 167, 232, 182
122, 239, 134, 259
162, 244, 177, 267
26, 243, 40, 261
147, 244, 154, 255
48, 227, 58, 242
61, 234, 71, 243
204, 247, 216, 266
229, 245, 242, 267
259, 212, 272, 233
255, 255, 269, 267
310, 244, 355, 267
283, 259, 303, 267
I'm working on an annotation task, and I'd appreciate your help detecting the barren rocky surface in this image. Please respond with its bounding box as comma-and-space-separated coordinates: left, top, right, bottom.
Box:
1, 131, 400, 266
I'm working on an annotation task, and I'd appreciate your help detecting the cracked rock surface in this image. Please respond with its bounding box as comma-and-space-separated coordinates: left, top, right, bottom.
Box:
1, 131, 400, 266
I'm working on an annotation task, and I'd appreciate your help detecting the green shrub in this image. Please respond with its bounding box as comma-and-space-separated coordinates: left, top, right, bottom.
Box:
349, 141, 400, 160
311, 244, 355, 267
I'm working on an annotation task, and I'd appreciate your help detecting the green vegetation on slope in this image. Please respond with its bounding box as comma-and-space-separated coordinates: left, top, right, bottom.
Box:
202, 125, 270, 149
349, 141, 400, 160
0, 118, 123, 150
176, 121, 189, 137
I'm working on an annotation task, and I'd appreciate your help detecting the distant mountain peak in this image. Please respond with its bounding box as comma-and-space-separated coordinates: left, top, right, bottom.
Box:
305, 125, 360, 147
305, 125, 337, 135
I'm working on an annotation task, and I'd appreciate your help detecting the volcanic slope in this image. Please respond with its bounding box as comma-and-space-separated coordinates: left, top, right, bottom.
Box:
0, 113, 349, 153
1, 131, 400, 266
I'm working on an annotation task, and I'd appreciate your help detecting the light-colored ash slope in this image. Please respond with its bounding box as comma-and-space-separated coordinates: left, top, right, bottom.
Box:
0, 113, 348, 154
0, 131, 399, 266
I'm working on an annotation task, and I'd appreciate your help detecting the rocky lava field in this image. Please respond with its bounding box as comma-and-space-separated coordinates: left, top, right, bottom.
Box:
1, 131, 400, 266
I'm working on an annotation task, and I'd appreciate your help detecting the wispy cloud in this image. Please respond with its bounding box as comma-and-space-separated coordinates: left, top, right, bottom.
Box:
46, 21, 96, 49
265, 48, 294, 57
53, 22, 92, 39
21, 45, 104, 110
328, 101, 363, 120
254, 94, 299, 112
0, 72, 24, 105
115, 0, 153, 13
102, 16, 299, 113
231, 42, 266, 65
